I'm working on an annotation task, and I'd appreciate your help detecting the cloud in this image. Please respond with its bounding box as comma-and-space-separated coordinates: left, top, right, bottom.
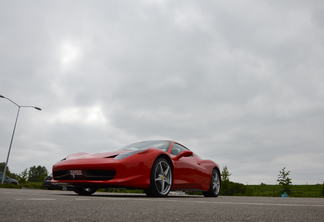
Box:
0, 0, 324, 184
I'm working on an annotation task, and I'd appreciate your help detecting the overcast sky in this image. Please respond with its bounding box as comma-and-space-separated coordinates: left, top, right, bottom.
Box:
1, 0, 323, 184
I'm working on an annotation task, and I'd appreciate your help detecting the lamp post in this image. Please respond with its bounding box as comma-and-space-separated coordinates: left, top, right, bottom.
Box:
0, 94, 41, 184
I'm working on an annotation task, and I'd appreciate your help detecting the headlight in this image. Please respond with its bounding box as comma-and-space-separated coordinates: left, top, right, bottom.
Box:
114, 150, 144, 160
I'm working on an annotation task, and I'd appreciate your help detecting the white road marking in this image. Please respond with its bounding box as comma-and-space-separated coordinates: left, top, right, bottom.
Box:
29, 198, 56, 201
98, 197, 324, 208
75, 198, 91, 201
15, 198, 56, 201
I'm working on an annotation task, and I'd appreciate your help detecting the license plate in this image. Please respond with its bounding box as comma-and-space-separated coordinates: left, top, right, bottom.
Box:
70, 170, 82, 176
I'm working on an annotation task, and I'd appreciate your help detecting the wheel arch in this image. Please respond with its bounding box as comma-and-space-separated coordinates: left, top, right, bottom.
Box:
200, 160, 220, 176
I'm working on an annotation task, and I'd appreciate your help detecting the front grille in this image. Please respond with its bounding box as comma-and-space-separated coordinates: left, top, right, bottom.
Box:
53, 169, 115, 180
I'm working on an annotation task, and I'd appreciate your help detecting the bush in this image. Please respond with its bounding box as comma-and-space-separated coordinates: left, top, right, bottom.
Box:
27, 166, 48, 182
221, 181, 246, 195
277, 167, 292, 195
21, 182, 46, 189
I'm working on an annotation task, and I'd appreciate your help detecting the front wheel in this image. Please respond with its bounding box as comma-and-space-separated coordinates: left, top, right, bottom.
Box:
145, 158, 172, 197
73, 187, 97, 196
203, 168, 221, 197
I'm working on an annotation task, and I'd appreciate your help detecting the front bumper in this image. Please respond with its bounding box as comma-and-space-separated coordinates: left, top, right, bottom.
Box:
52, 157, 151, 189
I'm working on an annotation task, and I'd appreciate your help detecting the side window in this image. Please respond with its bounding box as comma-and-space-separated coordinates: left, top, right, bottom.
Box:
171, 143, 189, 155
154, 141, 170, 152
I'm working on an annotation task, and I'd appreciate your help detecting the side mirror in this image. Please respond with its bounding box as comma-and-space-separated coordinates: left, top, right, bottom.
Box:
174, 150, 193, 160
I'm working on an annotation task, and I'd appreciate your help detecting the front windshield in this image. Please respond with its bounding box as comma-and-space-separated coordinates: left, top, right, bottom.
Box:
120, 140, 170, 152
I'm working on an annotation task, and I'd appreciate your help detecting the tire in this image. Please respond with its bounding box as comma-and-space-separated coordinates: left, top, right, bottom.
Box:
203, 168, 221, 197
145, 157, 172, 197
73, 187, 97, 196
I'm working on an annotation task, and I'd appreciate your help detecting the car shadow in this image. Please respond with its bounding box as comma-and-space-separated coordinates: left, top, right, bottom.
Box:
52, 192, 204, 198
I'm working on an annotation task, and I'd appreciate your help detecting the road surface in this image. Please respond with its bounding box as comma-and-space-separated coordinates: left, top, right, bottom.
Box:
1, 188, 324, 221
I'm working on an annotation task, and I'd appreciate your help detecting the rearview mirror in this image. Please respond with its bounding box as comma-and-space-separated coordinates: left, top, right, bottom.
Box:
174, 150, 193, 160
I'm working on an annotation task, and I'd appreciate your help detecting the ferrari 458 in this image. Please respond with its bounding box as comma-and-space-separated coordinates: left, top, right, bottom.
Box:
52, 140, 221, 197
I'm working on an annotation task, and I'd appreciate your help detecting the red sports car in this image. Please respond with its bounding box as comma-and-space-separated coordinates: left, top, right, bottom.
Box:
52, 140, 221, 197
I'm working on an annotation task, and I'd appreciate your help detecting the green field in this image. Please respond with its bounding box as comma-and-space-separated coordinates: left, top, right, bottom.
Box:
186, 183, 324, 197
245, 184, 324, 197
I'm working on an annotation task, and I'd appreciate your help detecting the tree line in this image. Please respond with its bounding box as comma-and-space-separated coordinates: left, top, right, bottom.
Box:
220, 165, 324, 197
0, 162, 48, 183
220, 166, 293, 195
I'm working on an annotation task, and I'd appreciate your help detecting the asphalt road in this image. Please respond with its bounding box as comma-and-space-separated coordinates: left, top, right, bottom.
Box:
1, 188, 324, 222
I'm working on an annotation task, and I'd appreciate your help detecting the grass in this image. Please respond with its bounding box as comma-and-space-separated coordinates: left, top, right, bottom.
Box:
245, 184, 281, 197
21, 182, 46, 189
288, 185, 323, 197
0, 182, 44, 189
245, 184, 324, 197
0, 183, 22, 189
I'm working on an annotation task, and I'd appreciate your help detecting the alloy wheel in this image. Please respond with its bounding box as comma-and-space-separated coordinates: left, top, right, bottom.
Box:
154, 160, 172, 195
212, 170, 220, 195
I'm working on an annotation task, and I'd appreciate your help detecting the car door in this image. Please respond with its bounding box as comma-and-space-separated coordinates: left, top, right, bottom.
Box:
171, 143, 201, 189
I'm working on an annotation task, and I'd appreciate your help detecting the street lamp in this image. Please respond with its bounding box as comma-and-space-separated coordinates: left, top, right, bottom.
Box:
0, 94, 41, 184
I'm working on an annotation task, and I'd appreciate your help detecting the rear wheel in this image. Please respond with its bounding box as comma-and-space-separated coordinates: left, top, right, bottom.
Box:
203, 168, 221, 197
145, 158, 172, 197
73, 187, 97, 196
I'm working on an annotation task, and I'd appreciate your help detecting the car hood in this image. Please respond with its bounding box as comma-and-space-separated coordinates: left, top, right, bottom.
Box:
66, 150, 130, 160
